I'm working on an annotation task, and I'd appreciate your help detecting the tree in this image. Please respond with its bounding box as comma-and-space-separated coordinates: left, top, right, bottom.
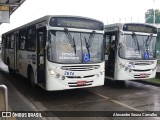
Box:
145, 9, 160, 24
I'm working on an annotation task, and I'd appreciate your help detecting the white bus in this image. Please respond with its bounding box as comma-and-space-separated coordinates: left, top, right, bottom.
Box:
104, 23, 158, 80
1, 15, 105, 91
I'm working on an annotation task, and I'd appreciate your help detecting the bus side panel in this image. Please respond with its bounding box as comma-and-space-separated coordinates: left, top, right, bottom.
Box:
7, 48, 15, 70
17, 51, 31, 78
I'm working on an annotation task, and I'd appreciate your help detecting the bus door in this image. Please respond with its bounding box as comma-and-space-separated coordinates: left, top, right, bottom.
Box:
14, 33, 19, 72
105, 32, 118, 78
37, 27, 46, 85
1, 35, 6, 64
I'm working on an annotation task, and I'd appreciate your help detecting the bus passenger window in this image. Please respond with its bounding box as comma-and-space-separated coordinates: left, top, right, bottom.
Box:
19, 29, 26, 50
20, 38, 25, 49
27, 26, 36, 51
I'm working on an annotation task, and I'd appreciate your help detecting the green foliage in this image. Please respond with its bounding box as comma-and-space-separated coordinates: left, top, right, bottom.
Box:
146, 78, 160, 84
145, 9, 160, 24
156, 30, 160, 59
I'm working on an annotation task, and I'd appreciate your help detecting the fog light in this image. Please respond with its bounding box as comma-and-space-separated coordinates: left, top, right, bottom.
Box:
125, 67, 128, 71
56, 74, 60, 78
62, 76, 65, 80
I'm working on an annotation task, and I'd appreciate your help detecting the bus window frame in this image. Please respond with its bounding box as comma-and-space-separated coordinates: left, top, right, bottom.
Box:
19, 28, 27, 50
26, 26, 36, 52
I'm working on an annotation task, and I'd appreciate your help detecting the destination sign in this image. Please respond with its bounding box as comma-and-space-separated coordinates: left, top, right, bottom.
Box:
0, 6, 9, 11
49, 17, 104, 30
123, 24, 157, 34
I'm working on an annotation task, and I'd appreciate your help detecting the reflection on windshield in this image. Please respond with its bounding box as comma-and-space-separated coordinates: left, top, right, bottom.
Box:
48, 31, 104, 63
119, 34, 156, 60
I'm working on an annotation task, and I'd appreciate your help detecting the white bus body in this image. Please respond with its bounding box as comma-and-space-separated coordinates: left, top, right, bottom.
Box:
1, 15, 105, 91
104, 23, 158, 80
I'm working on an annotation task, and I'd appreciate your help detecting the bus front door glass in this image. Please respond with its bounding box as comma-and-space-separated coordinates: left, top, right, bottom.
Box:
37, 27, 46, 85
48, 31, 104, 64
119, 34, 156, 60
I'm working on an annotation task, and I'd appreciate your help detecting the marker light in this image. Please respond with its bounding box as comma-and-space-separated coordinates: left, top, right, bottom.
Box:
96, 74, 99, 77
129, 69, 132, 72
56, 74, 60, 78
125, 67, 128, 71
62, 76, 65, 80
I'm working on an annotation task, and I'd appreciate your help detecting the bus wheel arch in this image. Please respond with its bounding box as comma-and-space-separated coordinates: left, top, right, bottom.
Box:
27, 65, 36, 88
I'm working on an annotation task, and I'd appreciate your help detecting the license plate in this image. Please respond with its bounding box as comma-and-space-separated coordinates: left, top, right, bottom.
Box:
77, 81, 86, 86
140, 74, 147, 77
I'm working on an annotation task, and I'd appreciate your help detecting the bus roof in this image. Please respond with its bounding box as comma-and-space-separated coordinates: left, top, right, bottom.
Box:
3, 15, 104, 34
105, 22, 157, 29
104, 23, 158, 34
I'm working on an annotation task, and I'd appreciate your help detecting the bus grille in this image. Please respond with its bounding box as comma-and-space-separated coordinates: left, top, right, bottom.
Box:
134, 63, 151, 65
132, 69, 151, 72
61, 65, 100, 71
134, 74, 150, 78
132, 61, 154, 66
66, 75, 94, 79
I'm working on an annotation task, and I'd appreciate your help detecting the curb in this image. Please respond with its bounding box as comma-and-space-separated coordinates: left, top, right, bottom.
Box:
135, 80, 160, 87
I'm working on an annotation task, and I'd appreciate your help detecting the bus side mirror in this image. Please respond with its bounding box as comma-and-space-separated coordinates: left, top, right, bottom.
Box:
118, 42, 123, 49
45, 42, 49, 50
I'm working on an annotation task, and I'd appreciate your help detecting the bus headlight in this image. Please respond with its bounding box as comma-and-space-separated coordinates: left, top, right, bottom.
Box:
100, 72, 103, 75
119, 63, 125, 68
96, 74, 99, 78
49, 69, 56, 75
152, 67, 156, 71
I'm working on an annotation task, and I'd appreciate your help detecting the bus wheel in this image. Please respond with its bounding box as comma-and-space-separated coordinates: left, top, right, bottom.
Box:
29, 69, 36, 88
8, 67, 14, 75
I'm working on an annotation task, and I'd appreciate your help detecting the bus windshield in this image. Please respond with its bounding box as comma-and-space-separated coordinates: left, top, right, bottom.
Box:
119, 34, 156, 60
47, 30, 104, 63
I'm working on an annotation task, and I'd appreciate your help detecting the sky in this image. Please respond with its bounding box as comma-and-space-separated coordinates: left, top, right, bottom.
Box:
0, 0, 160, 34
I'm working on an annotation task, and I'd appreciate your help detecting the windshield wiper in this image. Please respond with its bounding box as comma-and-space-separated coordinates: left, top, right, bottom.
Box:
145, 34, 153, 49
64, 28, 76, 55
88, 31, 95, 47
83, 31, 96, 57
84, 37, 90, 57
132, 32, 140, 53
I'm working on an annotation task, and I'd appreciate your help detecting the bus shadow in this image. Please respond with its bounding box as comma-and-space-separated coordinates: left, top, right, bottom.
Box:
104, 79, 126, 88
104, 78, 152, 90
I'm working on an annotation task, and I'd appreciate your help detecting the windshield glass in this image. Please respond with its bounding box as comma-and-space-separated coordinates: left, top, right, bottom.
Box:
119, 34, 156, 60
47, 31, 104, 63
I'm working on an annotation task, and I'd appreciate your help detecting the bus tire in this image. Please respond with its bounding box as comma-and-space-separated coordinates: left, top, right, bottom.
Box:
28, 68, 36, 88
8, 67, 13, 75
